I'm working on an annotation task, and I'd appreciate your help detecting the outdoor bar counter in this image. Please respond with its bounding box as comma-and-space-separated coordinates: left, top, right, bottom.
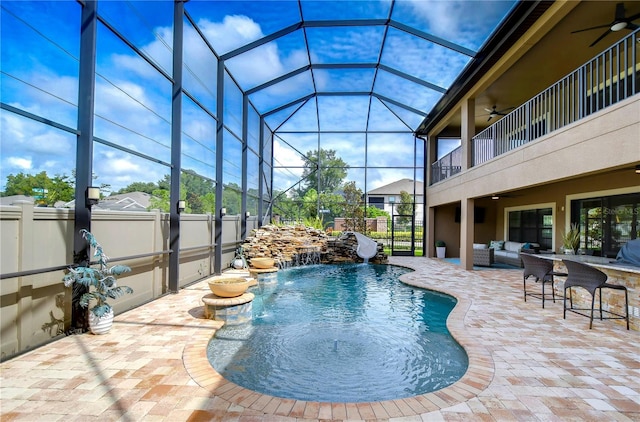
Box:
536, 254, 639, 331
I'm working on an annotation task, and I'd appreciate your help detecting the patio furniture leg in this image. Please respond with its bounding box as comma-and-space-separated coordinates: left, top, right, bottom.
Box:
590, 294, 596, 329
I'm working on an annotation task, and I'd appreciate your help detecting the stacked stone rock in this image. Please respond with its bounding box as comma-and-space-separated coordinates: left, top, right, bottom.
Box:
242, 225, 387, 267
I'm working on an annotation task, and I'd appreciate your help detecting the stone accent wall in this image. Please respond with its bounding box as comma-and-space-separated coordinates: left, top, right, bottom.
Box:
242, 225, 388, 267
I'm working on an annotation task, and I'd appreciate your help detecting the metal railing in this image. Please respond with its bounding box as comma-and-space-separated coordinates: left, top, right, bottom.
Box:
431, 147, 462, 183
432, 30, 639, 182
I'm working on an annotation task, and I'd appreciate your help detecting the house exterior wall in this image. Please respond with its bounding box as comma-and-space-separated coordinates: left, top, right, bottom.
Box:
426, 95, 640, 260
427, 95, 639, 207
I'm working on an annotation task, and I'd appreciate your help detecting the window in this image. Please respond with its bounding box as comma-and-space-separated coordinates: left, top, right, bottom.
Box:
572, 192, 639, 257
508, 208, 552, 249
368, 196, 384, 210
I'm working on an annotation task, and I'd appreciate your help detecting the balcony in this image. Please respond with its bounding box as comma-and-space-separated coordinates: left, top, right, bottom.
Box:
431, 30, 640, 184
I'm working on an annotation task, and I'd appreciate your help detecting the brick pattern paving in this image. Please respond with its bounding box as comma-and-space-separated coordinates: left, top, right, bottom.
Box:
1, 257, 638, 421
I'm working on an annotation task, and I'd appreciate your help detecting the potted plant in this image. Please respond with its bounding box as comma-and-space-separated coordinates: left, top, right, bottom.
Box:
562, 223, 581, 254
63, 229, 133, 334
231, 246, 248, 269
435, 240, 446, 258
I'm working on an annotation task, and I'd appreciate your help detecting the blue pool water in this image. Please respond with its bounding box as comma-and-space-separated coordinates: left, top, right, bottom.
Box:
207, 263, 468, 403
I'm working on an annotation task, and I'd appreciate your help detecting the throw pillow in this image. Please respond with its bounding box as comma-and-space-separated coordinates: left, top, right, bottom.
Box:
490, 240, 504, 250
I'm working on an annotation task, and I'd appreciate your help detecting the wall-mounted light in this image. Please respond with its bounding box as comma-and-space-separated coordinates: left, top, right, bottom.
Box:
245, 211, 251, 218
491, 194, 500, 200
635, 164, 640, 174
86, 186, 100, 207
220, 207, 227, 217
177, 200, 186, 213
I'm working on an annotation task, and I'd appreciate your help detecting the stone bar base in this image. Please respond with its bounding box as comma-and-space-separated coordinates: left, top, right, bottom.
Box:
202, 292, 254, 325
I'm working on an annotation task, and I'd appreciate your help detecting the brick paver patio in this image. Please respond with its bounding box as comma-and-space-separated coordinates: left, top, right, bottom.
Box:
1, 257, 638, 421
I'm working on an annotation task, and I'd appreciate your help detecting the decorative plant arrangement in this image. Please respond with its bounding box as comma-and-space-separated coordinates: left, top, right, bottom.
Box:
231, 246, 248, 269
63, 229, 133, 334
435, 240, 446, 258
562, 223, 581, 254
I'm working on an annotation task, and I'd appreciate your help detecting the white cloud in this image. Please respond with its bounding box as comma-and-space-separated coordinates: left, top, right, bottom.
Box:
7, 157, 32, 170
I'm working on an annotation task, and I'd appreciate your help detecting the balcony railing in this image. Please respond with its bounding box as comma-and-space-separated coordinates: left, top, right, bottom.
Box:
431, 147, 462, 183
432, 30, 639, 183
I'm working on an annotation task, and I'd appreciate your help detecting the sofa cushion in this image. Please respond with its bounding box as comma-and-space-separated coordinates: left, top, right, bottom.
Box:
504, 241, 523, 252
494, 250, 517, 257
473, 243, 488, 249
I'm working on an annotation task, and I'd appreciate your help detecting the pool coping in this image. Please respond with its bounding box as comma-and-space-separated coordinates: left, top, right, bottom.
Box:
182, 260, 494, 419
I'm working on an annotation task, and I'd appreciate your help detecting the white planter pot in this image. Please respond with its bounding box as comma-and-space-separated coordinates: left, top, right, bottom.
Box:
436, 247, 446, 259
233, 258, 245, 269
88, 308, 114, 335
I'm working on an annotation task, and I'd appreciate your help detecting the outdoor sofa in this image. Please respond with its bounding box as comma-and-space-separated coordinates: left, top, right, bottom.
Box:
489, 240, 540, 267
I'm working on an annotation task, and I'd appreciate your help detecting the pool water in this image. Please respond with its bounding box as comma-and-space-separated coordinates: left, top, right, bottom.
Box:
207, 263, 468, 403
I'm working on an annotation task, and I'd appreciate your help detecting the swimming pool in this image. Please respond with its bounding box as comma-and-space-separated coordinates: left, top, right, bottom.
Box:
207, 263, 468, 402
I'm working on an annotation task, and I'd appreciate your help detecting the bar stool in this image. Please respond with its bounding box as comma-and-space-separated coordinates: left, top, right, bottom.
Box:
521, 253, 567, 308
562, 259, 629, 329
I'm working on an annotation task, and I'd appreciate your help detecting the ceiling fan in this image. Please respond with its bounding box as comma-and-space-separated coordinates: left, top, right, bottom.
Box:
483, 105, 514, 122
571, 2, 640, 47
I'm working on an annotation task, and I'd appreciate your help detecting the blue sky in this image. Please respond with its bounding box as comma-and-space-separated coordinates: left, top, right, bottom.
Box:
1, 0, 515, 194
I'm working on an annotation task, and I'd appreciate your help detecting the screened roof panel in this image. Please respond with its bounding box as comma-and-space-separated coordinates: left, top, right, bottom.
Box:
249, 72, 316, 112
224, 31, 309, 89
390, 0, 516, 51
305, 26, 385, 64
314, 68, 376, 92
373, 72, 442, 114
317, 96, 371, 131
264, 99, 318, 132
380, 27, 472, 89
184, 0, 518, 133
299, 0, 392, 20
379, 102, 425, 130
367, 100, 414, 132
185, 1, 301, 55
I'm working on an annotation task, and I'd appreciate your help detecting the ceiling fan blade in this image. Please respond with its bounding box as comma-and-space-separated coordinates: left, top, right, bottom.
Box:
487, 116, 493, 122
614, 3, 626, 21
589, 29, 612, 47
627, 12, 640, 21
627, 22, 639, 30
626, 13, 640, 22
571, 24, 611, 34
484, 108, 493, 113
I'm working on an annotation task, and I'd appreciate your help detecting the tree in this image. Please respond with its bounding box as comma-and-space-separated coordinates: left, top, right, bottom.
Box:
300, 149, 348, 196
342, 181, 365, 233
3, 171, 74, 206
397, 191, 414, 215
149, 188, 170, 212
114, 182, 158, 195
396, 190, 415, 226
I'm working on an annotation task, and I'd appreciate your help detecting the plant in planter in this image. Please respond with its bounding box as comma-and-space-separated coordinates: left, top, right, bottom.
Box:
435, 240, 446, 258
231, 246, 248, 269
63, 229, 133, 334
562, 223, 581, 254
